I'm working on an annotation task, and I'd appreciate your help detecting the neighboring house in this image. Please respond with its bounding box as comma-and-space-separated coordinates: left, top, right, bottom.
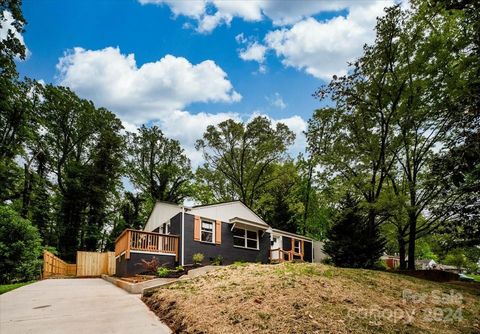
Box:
381, 255, 401, 269
416, 259, 437, 270
115, 200, 325, 276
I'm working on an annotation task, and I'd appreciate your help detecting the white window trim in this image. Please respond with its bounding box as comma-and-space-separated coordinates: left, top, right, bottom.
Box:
233, 227, 259, 250
200, 219, 215, 244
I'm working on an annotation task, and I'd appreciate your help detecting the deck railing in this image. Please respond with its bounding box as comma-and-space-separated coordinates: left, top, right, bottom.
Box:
115, 229, 179, 261
270, 248, 304, 263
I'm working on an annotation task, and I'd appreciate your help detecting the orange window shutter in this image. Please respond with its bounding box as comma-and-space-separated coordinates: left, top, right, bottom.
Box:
215, 220, 222, 244
194, 216, 201, 241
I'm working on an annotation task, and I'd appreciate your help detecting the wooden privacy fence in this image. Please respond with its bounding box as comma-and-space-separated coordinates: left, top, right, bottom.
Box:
43, 250, 116, 278
43, 250, 77, 278
76, 251, 115, 277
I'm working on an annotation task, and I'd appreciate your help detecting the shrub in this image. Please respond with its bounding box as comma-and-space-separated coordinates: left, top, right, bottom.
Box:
140, 257, 160, 273
175, 266, 184, 271
0, 205, 42, 283
157, 267, 171, 277
192, 253, 204, 265
211, 255, 223, 266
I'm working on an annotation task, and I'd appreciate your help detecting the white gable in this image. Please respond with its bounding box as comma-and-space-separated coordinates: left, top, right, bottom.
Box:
189, 201, 269, 227
144, 202, 182, 232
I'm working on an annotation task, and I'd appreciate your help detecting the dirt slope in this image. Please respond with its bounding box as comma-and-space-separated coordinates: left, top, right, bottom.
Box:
143, 262, 480, 334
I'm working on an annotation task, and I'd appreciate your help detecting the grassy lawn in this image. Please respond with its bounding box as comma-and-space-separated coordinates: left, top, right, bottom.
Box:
468, 274, 480, 282
0, 282, 33, 295
143, 263, 480, 334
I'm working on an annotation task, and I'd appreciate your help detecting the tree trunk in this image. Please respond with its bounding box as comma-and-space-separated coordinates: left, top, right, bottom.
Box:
20, 164, 33, 218
398, 237, 406, 270
407, 210, 417, 270
302, 161, 314, 235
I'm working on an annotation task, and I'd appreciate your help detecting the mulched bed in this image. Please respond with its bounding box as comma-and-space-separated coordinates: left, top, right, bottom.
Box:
140, 264, 202, 279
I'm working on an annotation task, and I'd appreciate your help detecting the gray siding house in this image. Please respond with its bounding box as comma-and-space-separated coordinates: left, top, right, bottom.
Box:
115, 200, 324, 276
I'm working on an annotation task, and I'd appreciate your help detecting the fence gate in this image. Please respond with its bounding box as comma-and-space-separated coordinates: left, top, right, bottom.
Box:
76, 251, 116, 277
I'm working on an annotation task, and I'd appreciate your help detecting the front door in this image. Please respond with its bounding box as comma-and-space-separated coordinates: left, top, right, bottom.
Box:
271, 236, 282, 260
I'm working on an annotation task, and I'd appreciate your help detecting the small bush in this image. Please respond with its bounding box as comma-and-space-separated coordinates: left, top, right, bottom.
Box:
211, 255, 223, 266
175, 266, 184, 271
373, 260, 388, 271
192, 253, 204, 264
0, 205, 42, 283
140, 257, 160, 273
157, 267, 171, 277
320, 257, 333, 265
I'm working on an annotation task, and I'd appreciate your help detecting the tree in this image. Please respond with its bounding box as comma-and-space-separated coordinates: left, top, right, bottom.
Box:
39, 85, 124, 260
257, 161, 302, 233
195, 116, 295, 210
0, 0, 27, 75
126, 125, 192, 204
0, 205, 42, 283
309, 4, 407, 238
323, 194, 385, 269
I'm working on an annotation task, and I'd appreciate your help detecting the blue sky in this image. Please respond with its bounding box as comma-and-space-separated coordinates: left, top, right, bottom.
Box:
14, 0, 393, 165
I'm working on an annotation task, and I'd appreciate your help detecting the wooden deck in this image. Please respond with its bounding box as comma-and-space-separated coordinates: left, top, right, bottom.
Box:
115, 229, 179, 261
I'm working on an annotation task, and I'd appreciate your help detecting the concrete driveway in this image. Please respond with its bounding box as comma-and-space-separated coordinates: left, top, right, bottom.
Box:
0, 278, 171, 334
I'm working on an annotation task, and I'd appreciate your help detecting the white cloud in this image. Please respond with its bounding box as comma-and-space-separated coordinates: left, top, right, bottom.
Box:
249, 112, 307, 157
235, 33, 247, 44
138, 0, 206, 18
0, 10, 30, 58
140, 0, 393, 80
236, 34, 268, 73
139, 0, 392, 34
56, 46, 306, 165
239, 41, 267, 63
57, 47, 241, 125
266, 92, 286, 110
265, 1, 392, 80
56, 46, 246, 167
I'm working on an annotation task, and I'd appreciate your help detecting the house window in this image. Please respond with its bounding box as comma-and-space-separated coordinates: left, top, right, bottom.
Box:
201, 220, 214, 243
161, 222, 170, 234
233, 228, 258, 249
294, 240, 301, 254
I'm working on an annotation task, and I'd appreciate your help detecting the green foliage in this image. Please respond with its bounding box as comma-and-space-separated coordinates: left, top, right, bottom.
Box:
443, 248, 478, 273
0, 0, 27, 75
175, 266, 184, 271
192, 253, 204, 264
37, 85, 125, 260
126, 125, 192, 204
211, 255, 223, 266
257, 161, 302, 233
157, 267, 172, 278
0, 205, 42, 283
323, 195, 385, 269
415, 239, 438, 261
195, 116, 295, 209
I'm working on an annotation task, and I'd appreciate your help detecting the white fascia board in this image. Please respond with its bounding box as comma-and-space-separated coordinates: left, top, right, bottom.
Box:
271, 228, 313, 242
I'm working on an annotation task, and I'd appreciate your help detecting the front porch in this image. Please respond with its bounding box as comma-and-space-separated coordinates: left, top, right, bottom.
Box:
115, 229, 179, 262
269, 248, 304, 263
